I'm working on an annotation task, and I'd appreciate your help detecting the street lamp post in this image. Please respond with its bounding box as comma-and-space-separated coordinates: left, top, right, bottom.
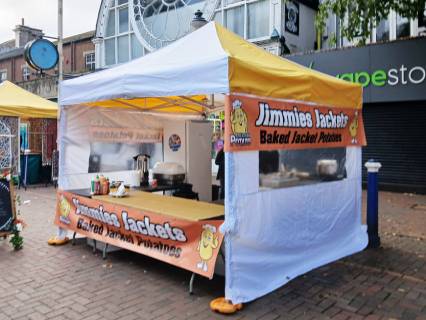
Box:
58, 0, 63, 84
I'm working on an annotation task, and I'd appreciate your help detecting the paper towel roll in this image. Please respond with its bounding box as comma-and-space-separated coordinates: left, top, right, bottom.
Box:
129, 170, 141, 187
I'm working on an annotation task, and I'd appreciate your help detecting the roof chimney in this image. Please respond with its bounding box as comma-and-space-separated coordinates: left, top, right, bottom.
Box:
13, 20, 43, 48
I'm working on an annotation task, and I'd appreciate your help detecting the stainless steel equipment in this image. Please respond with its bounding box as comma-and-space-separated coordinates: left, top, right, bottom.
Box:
316, 159, 338, 180
152, 162, 185, 186
133, 154, 150, 186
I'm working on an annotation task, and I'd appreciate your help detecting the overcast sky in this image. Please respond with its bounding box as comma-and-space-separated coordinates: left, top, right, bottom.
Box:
0, 0, 102, 43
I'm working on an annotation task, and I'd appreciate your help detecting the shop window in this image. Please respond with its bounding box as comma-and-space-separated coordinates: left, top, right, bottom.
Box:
376, 19, 389, 42
105, 38, 116, 65
225, 6, 245, 37
259, 147, 347, 189
214, 0, 271, 41
248, 0, 269, 39
106, 9, 116, 37
22, 66, 31, 81
118, 35, 130, 63
103, 1, 145, 66
119, 6, 129, 33
85, 52, 96, 71
131, 34, 144, 59
418, 7, 426, 29
0, 70, 7, 83
396, 14, 410, 38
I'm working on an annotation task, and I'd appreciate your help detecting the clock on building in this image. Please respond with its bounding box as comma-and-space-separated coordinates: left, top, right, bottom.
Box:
24, 39, 59, 71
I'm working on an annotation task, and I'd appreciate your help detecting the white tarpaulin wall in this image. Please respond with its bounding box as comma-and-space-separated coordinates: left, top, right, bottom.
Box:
58, 105, 201, 190
222, 147, 367, 303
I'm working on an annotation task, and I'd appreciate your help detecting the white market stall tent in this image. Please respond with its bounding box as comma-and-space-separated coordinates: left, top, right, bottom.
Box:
58, 22, 368, 304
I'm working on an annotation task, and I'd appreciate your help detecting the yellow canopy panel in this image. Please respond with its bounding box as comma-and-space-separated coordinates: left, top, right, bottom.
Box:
84, 95, 209, 114
0, 81, 58, 119
214, 23, 362, 109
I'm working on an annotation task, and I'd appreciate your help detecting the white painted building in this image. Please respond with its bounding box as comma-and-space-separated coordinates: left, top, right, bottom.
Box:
322, 7, 426, 49
94, 0, 319, 68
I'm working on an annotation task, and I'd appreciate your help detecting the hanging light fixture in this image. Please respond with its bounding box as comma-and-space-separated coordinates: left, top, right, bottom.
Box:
191, 10, 208, 32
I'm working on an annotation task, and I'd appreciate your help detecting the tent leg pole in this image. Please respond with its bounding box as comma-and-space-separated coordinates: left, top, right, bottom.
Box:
102, 243, 108, 260
72, 232, 76, 245
24, 155, 28, 190
93, 239, 97, 254
189, 273, 195, 295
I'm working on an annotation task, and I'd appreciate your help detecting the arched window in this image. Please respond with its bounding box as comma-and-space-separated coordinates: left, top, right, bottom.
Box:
96, 0, 218, 68
102, 0, 145, 66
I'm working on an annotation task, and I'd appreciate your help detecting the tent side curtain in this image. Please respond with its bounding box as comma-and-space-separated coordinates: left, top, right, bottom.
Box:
0, 81, 58, 119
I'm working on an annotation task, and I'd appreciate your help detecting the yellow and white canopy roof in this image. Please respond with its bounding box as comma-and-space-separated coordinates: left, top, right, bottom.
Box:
60, 22, 362, 112
0, 81, 58, 119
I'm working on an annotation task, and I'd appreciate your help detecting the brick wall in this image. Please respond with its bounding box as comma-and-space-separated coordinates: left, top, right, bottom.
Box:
0, 60, 12, 81
0, 35, 94, 83
63, 39, 95, 74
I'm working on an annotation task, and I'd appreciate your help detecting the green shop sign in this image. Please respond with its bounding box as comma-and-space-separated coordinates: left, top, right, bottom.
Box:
336, 65, 426, 88
288, 37, 426, 103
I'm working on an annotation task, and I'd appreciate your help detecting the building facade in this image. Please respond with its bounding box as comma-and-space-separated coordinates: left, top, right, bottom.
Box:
94, 0, 318, 68
288, 8, 426, 193
320, 7, 426, 49
0, 22, 95, 100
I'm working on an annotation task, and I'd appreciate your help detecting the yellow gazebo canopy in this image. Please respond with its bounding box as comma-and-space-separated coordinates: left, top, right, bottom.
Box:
0, 81, 58, 119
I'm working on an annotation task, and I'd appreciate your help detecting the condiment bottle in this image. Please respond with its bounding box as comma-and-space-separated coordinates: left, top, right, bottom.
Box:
90, 177, 95, 195
102, 178, 109, 195
101, 175, 106, 194
94, 175, 100, 195
105, 178, 109, 194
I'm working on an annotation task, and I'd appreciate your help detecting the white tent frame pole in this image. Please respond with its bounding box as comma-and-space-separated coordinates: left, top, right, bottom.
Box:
178, 96, 215, 110
158, 97, 205, 113
58, 0, 63, 83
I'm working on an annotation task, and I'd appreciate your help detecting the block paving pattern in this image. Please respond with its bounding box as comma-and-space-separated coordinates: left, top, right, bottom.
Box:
0, 188, 425, 320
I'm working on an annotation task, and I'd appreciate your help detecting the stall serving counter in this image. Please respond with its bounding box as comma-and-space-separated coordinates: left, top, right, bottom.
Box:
57, 187, 225, 280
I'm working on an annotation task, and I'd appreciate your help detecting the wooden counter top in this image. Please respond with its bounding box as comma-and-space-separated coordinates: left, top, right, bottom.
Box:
93, 190, 224, 222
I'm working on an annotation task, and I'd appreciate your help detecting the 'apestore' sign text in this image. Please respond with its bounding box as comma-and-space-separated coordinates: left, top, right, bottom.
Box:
288, 37, 426, 103
336, 64, 426, 88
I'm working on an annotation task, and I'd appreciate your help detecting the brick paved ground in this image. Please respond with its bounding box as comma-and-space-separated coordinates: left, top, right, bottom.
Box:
0, 187, 425, 320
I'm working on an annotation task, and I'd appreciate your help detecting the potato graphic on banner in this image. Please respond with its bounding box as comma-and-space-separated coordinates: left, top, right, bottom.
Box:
59, 195, 71, 219
349, 111, 359, 144
230, 100, 248, 134
197, 224, 219, 272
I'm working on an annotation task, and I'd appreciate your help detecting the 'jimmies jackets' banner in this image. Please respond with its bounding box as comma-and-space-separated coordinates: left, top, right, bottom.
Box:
225, 94, 366, 152
55, 191, 224, 279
